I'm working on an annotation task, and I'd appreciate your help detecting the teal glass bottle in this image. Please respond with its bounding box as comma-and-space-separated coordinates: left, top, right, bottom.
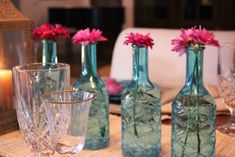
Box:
39, 40, 58, 93
121, 45, 161, 157
42, 39, 57, 65
73, 43, 109, 149
171, 47, 216, 157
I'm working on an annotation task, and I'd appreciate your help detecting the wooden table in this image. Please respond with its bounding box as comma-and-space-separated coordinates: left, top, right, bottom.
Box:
0, 115, 235, 157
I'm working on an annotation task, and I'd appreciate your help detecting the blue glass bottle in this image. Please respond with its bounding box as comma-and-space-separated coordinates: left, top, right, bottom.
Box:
73, 43, 109, 149
42, 39, 57, 65
40, 39, 58, 89
121, 45, 161, 157
171, 47, 216, 157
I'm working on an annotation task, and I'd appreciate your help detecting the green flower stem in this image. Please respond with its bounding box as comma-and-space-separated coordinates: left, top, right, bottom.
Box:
182, 111, 190, 157
182, 53, 201, 157
97, 90, 107, 137
195, 55, 201, 154
182, 77, 194, 157
131, 45, 149, 138
99, 88, 109, 137
133, 85, 139, 137
132, 45, 141, 138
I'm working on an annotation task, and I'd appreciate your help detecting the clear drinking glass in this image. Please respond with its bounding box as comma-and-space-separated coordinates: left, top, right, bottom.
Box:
13, 63, 70, 156
218, 42, 235, 136
41, 90, 94, 157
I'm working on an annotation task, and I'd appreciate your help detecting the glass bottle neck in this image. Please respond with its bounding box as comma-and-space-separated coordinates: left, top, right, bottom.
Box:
81, 43, 97, 76
185, 47, 204, 86
132, 46, 149, 83
42, 39, 57, 65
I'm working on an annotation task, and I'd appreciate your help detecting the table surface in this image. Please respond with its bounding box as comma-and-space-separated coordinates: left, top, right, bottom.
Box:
0, 115, 235, 157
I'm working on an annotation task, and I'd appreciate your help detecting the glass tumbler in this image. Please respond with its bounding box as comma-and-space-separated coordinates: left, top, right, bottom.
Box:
217, 42, 235, 136
41, 90, 94, 157
13, 63, 70, 156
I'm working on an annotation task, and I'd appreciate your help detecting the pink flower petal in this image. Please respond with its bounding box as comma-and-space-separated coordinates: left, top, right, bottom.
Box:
104, 77, 122, 95
124, 32, 154, 49
72, 28, 107, 44
171, 26, 220, 55
32, 23, 70, 41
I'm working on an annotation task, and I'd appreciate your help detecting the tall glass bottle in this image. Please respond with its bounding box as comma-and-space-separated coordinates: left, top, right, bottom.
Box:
42, 39, 57, 65
73, 43, 109, 149
121, 45, 161, 157
40, 39, 58, 91
171, 47, 216, 157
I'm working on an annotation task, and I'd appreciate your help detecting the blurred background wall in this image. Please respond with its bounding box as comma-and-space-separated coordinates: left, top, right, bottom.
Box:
18, 0, 134, 28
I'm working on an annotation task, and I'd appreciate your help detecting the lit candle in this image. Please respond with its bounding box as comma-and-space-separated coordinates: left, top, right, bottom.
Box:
0, 70, 13, 112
